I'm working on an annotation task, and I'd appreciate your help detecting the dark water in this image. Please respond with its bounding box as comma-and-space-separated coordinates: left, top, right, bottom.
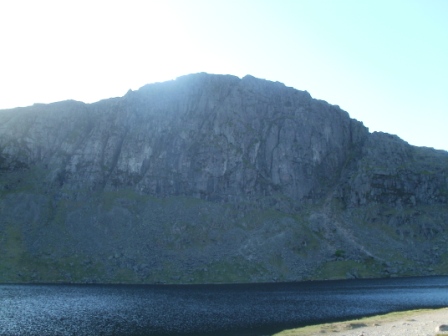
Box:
1, 276, 448, 336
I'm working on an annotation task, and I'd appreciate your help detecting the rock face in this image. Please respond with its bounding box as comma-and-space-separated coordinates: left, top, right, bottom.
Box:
0, 73, 447, 283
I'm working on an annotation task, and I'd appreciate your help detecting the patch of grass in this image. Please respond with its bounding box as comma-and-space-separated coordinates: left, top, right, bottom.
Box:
334, 249, 345, 258
270, 253, 284, 269
0, 249, 107, 283
189, 258, 269, 283
20, 255, 99, 283
112, 267, 140, 283
434, 252, 448, 274
0, 221, 105, 283
314, 259, 382, 280
3, 224, 24, 262
0, 172, 30, 197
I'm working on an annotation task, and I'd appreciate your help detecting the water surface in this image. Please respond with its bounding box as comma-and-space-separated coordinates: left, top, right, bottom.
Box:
1, 276, 447, 336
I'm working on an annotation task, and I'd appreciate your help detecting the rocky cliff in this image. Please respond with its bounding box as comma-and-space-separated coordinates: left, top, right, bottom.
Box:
1, 73, 447, 283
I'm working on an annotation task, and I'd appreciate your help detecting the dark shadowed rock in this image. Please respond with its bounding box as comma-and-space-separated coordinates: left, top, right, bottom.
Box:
0, 73, 447, 283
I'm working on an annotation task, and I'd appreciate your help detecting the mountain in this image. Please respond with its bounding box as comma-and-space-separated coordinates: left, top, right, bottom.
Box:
1, 73, 447, 283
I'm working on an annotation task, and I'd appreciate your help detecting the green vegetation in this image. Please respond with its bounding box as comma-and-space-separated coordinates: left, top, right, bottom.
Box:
314, 259, 383, 280
0, 153, 446, 284
1, 224, 23, 266
189, 257, 270, 283
434, 252, 448, 274
0, 165, 46, 197
112, 267, 141, 283
334, 249, 345, 258
0, 230, 105, 284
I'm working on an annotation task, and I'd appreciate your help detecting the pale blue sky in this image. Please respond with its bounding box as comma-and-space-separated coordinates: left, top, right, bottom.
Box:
1, 0, 447, 150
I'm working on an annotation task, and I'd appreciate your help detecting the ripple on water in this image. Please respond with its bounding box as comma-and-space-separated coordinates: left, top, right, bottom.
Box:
1, 277, 448, 336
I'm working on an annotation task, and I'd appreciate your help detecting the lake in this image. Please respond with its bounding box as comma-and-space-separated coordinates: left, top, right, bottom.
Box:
1, 276, 447, 336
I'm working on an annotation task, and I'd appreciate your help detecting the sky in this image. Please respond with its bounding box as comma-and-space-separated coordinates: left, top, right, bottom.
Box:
1, 0, 447, 151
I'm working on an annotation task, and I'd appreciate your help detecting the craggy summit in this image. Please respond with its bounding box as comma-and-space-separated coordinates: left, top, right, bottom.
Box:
1, 73, 447, 283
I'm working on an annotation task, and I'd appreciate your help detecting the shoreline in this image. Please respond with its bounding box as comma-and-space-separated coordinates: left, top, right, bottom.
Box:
274, 308, 448, 336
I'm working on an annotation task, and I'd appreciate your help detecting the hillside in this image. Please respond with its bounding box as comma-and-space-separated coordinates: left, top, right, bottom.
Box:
0, 73, 447, 283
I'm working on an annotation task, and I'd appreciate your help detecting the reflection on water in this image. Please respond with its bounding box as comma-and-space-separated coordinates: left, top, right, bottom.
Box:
0, 276, 448, 336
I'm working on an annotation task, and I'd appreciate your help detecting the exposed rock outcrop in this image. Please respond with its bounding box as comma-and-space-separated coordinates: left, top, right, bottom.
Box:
0, 73, 447, 283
